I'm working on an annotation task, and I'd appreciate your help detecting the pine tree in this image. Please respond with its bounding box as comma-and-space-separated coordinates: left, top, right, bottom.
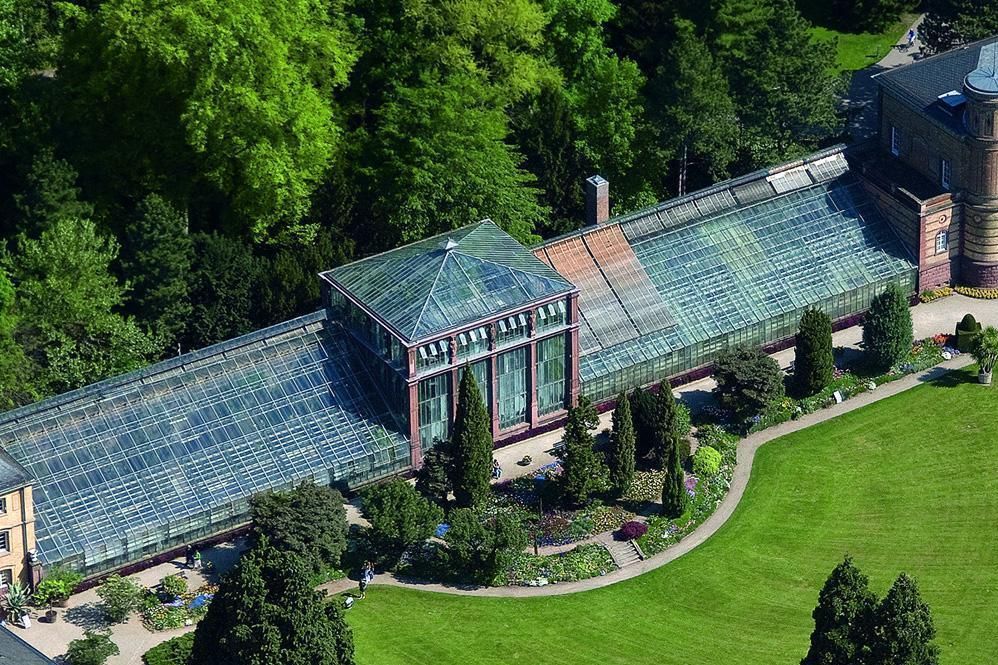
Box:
451, 370, 493, 508
608, 392, 637, 496
415, 441, 454, 509
651, 382, 679, 469
801, 555, 877, 665
661, 435, 687, 518
190, 543, 355, 665
712, 345, 786, 426
871, 573, 940, 665
862, 282, 913, 372
559, 395, 604, 505
14, 148, 94, 235
121, 194, 192, 352
794, 309, 834, 398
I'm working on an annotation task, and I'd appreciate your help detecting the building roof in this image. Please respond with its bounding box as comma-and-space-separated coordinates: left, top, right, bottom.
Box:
0, 312, 409, 573
535, 147, 916, 386
877, 36, 998, 131
0, 625, 56, 665
0, 447, 31, 495
322, 221, 575, 343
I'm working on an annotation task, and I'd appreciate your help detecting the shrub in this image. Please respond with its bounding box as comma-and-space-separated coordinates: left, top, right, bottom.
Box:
3, 581, 30, 621
67, 630, 119, 665
159, 574, 187, 599
956, 313, 982, 352
96, 574, 144, 623
249, 481, 348, 573
712, 345, 785, 425
361, 478, 443, 565
862, 282, 913, 371
143, 633, 194, 665
617, 521, 648, 540
692, 446, 722, 477
794, 309, 833, 397
33, 566, 84, 606
444, 508, 528, 584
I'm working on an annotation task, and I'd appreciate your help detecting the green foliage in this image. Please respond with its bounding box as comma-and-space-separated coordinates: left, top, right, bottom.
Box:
121, 194, 192, 350
8, 216, 155, 395
660, 437, 687, 518
59, 0, 359, 240
361, 479, 443, 564
608, 393, 637, 496
801, 555, 877, 665
249, 481, 349, 574
559, 395, 605, 505
96, 574, 144, 623
651, 382, 680, 469
0, 269, 35, 409
2, 580, 29, 621
143, 633, 194, 665
184, 232, 259, 350
189, 544, 355, 665
821, 0, 915, 32
713, 345, 786, 425
14, 148, 94, 235
451, 370, 494, 509
67, 630, 119, 665
921, 0, 998, 55
972, 326, 998, 374
871, 573, 940, 665
958, 313, 979, 331
33, 566, 84, 606
628, 385, 658, 462
444, 508, 529, 585
795, 309, 834, 397
415, 441, 454, 509
862, 282, 913, 372
692, 446, 722, 477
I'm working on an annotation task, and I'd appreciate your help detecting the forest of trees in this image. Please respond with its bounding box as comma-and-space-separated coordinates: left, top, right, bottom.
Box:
0, 0, 977, 410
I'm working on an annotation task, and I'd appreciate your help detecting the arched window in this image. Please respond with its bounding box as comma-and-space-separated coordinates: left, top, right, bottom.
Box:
935, 230, 949, 254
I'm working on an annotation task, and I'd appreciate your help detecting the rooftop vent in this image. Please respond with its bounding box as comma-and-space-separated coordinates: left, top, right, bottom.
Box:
937, 90, 967, 113
441, 238, 459, 251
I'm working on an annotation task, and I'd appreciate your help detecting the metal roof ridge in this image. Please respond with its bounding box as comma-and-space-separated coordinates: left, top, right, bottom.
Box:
0, 309, 330, 428
409, 248, 456, 340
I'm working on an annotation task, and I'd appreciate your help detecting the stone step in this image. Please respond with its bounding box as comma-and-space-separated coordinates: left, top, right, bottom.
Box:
604, 539, 643, 569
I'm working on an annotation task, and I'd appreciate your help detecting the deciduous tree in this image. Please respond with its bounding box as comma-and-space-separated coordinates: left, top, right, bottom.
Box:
921, 0, 998, 55
361, 479, 443, 564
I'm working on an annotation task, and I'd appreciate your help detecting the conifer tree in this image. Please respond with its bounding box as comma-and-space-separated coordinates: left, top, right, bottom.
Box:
871, 573, 940, 665
190, 543, 355, 665
451, 370, 493, 508
559, 395, 603, 505
415, 441, 454, 510
629, 385, 657, 463
652, 382, 679, 469
608, 392, 636, 496
794, 308, 834, 398
862, 282, 913, 372
801, 555, 877, 665
661, 436, 687, 518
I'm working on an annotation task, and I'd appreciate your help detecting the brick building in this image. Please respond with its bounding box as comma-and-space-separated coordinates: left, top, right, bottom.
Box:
0, 450, 36, 589
867, 36, 998, 289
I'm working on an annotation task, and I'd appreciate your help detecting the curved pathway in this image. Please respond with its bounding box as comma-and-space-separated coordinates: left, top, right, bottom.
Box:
327, 355, 973, 598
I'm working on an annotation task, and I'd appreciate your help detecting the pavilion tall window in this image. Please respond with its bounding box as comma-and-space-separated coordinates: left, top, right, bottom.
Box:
418, 374, 450, 445
536, 334, 567, 416
458, 360, 491, 414
497, 347, 528, 429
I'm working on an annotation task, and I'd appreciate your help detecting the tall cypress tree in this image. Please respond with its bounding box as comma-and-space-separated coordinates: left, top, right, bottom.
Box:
559, 395, 603, 506
652, 382, 679, 469
451, 369, 493, 508
629, 385, 657, 463
661, 436, 687, 518
190, 543, 355, 665
608, 392, 636, 496
801, 555, 877, 665
794, 308, 833, 398
862, 282, 913, 372
871, 573, 940, 665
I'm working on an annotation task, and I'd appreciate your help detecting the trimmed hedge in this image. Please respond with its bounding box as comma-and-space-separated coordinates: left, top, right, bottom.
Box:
142, 633, 193, 665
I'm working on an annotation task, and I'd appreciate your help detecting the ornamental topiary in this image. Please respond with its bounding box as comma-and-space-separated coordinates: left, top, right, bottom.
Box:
956, 313, 982, 352
692, 446, 722, 477
618, 521, 648, 541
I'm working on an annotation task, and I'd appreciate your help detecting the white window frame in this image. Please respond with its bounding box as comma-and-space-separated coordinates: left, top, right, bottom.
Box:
891, 126, 901, 156
0, 529, 9, 554
0, 568, 12, 588
0, 496, 6, 515
941, 158, 952, 190
935, 230, 949, 254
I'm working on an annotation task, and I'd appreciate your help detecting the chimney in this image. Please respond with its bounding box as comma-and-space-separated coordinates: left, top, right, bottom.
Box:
585, 175, 609, 226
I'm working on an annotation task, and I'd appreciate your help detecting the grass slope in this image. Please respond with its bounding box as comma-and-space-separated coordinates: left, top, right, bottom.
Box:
811, 14, 917, 73
348, 369, 998, 665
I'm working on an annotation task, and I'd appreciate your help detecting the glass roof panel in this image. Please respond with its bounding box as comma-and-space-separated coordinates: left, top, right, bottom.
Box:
0, 313, 410, 573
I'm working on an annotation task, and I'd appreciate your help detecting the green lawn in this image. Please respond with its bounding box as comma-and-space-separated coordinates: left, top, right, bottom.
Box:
811, 14, 917, 73
347, 368, 998, 664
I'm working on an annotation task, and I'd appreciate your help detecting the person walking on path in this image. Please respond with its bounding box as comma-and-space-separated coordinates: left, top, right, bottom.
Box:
492, 458, 502, 480
359, 561, 374, 599
906, 27, 917, 49
184, 545, 195, 569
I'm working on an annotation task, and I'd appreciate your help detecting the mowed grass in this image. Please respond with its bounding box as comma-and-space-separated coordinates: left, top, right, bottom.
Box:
347, 369, 998, 665
811, 14, 917, 72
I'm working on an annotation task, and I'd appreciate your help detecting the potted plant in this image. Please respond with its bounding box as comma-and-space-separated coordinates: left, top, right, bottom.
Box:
971, 325, 998, 384
4, 581, 32, 627
33, 566, 84, 608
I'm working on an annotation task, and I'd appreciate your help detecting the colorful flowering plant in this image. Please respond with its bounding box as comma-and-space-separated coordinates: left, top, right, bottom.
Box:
617, 521, 648, 541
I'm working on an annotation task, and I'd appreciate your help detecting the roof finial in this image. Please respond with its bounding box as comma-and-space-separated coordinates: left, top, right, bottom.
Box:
442, 238, 459, 251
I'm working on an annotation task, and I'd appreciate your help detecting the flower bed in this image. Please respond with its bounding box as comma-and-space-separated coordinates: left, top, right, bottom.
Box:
504, 543, 615, 586
578, 504, 634, 533
919, 287, 953, 302
622, 470, 666, 503
141, 584, 217, 632
955, 285, 998, 299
